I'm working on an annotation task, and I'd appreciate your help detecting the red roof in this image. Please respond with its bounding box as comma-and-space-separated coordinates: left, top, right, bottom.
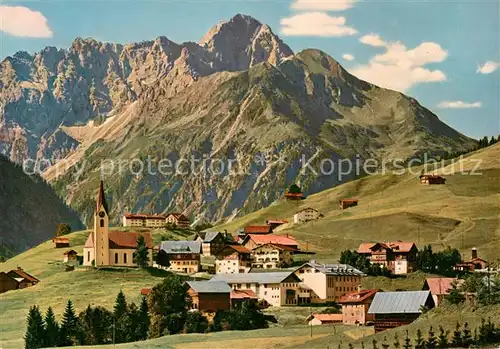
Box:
141, 288, 152, 296
285, 192, 303, 198
253, 243, 298, 252
84, 231, 153, 249
7, 268, 39, 283
246, 234, 298, 246
340, 199, 358, 203
425, 278, 463, 295
231, 289, 258, 299
63, 249, 78, 256
310, 314, 343, 323
338, 289, 379, 304
124, 213, 166, 220
358, 241, 416, 254
244, 225, 272, 234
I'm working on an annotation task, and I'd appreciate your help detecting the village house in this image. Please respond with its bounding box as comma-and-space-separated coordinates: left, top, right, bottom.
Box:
52, 237, 70, 248
210, 271, 309, 307
454, 248, 489, 272
83, 181, 154, 267
140, 288, 152, 297
358, 241, 418, 275
244, 225, 273, 235
186, 281, 232, 315
293, 207, 321, 224
265, 220, 288, 229
307, 314, 343, 326
215, 245, 252, 274
242, 234, 299, 251
194, 231, 233, 256
165, 213, 191, 228
294, 261, 365, 303
419, 174, 446, 185
284, 192, 303, 201
0, 272, 20, 293
63, 250, 78, 263
251, 243, 297, 269
122, 213, 166, 228
160, 241, 201, 274
368, 291, 435, 332
230, 289, 259, 307
6, 267, 40, 289
338, 289, 378, 325
422, 277, 464, 306
339, 199, 358, 210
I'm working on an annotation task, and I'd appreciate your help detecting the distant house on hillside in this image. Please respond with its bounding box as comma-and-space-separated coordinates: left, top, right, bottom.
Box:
284, 184, 304, 201
423, 277, 463, 306
307, 313, 343, 326
419, 174, 446, 185
454, 248, 489, 272
7, 267, 40, 289
160, 241, 201, 274
293, 207, 322, 224
165, 213, 191, 228
0, 272, 20, 293
243, 225, 273, 235
52, 237, 70, 248
338, 288, 378, 325
368, 291, 435, 332
358, 241, 418, 275
63, 249, 78, 263
265, 219, 288, 229
122, 213, 166, 228
339, 199, 358, 210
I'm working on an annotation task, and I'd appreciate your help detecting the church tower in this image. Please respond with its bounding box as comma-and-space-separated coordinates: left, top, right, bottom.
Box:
94, 180, 110, 266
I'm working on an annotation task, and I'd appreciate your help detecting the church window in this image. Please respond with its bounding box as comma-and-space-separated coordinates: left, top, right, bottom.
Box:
115, 253, 118, 264
87, 251, 90, 261
100, 219, 104, 227
124, 253, 127, 263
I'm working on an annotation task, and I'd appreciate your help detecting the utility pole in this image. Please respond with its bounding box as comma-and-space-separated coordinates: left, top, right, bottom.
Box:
310, 305, 313, 338
113, 317, 115, 346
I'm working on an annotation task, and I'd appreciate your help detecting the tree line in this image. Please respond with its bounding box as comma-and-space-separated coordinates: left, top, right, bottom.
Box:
445, 272, 500, 307
25, 275, 275, 348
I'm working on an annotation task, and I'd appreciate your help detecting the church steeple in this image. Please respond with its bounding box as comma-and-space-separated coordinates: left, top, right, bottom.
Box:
96, 180, 109, 214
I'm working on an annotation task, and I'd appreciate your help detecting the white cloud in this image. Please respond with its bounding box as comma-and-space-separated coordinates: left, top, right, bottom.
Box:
476, 61, 499, 74
342, 53, 355, 61
351, 34, 448, 92
437, 101, 482, 109
291, 0, 357, 11
359, 33, 386, 47
0, 5, 53, 38
280, 12, 357, 37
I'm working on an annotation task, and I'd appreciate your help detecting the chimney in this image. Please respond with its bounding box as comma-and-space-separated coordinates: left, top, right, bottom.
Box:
471, 248, 478, 259
17, 265, 22, 270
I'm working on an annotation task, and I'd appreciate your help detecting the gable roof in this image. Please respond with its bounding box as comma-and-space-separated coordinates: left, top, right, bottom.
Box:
216, 244, 251, 255
309, 314, 343, 322
297, 262, 365, 276
253, 243, 298, 252
160, 241, 201, 254
166, 213, 190, 222
53, 237, 70, 243
368, 291, 433, 314
210, 271, 298, 285
244, 225, 272, 234
358, 241, 416, 254
419, 174, 445, 179
244, 234, 298, 247
85, 232, 153, 249
338, 289, 379, 304
339, 199, 358, 203
63, 249, 78, 256
295, 207, 318, 214
424, 278, 463, 296
186, 281, 232, 294
7, 268, 39, 283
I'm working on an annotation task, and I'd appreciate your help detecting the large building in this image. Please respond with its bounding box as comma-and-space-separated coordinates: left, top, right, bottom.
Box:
160, 241, 201, 274
358, 241, 418, 275
83, 181, 153, 267
368, 291, 435, 332
165, 213, 191, 228
251, 243, 297, 269
293, 207, 321, 224
215, 245, 253, 274
293, 261, 365, 303
122, 213, 167, 228
338, 289, 378, 325
210, 272, 309, 307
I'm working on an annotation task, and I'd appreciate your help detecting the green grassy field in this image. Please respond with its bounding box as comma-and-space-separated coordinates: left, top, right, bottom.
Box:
216, 143, 500, 263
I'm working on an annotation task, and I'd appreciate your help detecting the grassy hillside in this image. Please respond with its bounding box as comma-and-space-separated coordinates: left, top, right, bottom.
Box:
0, 227, 191, 349
216, 143, 500, 263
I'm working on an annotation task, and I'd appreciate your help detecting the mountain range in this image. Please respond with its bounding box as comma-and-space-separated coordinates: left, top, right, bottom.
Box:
0, 14, 476, 226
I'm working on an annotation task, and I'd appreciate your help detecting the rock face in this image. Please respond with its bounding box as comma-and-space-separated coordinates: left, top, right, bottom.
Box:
0, 14, 476, 226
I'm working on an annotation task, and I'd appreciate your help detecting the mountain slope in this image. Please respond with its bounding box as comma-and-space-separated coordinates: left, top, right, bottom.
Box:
0, 155, 83, 258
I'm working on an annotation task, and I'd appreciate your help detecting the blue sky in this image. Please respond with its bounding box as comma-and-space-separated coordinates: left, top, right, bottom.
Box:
1, 0, 498, 139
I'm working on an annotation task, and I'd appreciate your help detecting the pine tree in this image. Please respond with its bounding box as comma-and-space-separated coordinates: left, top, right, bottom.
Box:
414, 329, 425, 349
114, 290, 128, 319
133, 234, 150, 268
403, 330, 412, 349
451, 322, 463, 348
437, 326, 449, 348
24, 305, 45, 349
393, 333, 401, 349
381, 336, 389, 349
372, 339, 378, 349
44, 306, 59, 348
137, 296, 150, 340
426, 326, 438, 348
462, 322, 473, 347
59, 300, 78, 346
113, 290, 129, 343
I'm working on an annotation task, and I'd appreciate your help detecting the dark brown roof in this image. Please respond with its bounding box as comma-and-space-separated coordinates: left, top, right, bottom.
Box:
338, 289, 379, 304
63, 249, 78, 255
7, 268, 39, 283
244, 225, 272, 234
419, 174, 445, 179
84, 231, 153, 249
217, 245, 252, 255
340, 198, 358, 203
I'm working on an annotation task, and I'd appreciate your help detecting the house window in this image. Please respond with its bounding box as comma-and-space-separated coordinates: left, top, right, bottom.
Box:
124, 253, 127, 264
100, 219, 104, 227
115, 253, 118, 264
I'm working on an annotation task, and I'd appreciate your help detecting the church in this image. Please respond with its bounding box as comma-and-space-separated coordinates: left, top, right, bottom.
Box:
83, 181, 153, 267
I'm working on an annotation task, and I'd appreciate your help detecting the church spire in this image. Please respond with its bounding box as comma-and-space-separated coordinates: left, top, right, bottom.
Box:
96, 180, 109, 214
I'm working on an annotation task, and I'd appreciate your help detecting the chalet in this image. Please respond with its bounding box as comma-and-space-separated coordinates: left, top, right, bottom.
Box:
294, 261, 365, 303
266, 220, 288, 229
210, 272, 308, 307
242, 234, 299, 251
422, 278, 464, 306
0, 272, 19, 293
122, 213, 166, 228
293, 207, 321, 224
215, 245, 252, 274
160, 241, 201, 274
284, 192, 303, 201
63, 250, 78, 263
7, 267, 39, 289
165, 213, 191, 228
339, 199, 358, 210
140, 288, 152, 297
338, 289, 378, 325
186, 281, 232, 314
194, 231, 234, 256
244, 225, 273, 235
368, 291, 435, 332
454, 248, 489, 272
251, 243, 297, 269
358, 241, 418, 274
52, 237, 70, 248
307, 314, 343, 326
419, 174, 446, 185
230, 289, 259, 307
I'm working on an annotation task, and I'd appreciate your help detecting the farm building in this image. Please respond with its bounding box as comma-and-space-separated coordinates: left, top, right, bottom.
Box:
63, 249, 78, 263
339, 199, 358, 210
419, 174, 446, 185
338, 289, 378, 325
307, 314, 343, 326
186, 281, 232, 314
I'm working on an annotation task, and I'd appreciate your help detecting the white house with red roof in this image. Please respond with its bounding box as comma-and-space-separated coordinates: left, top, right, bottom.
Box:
358, 241, 418, 274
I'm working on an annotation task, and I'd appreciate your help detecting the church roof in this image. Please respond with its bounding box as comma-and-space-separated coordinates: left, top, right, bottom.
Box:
84, 231, 153, 249
96, 180, 109, 214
